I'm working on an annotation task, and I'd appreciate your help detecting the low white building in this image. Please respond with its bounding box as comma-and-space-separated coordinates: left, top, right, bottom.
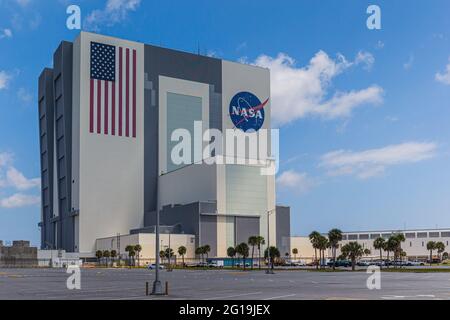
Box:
291, 228, 450, 262
96, 232, 196, 263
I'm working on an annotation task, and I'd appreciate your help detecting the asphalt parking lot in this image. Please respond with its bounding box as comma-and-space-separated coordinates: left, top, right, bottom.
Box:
1, 267, 450, 300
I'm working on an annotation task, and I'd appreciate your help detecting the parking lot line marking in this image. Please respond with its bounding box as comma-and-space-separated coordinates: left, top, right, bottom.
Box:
204, 292, 263, 300
264, 294, 296, 300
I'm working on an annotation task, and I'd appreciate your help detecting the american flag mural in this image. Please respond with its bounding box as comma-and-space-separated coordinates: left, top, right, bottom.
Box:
90, 42, 137, 138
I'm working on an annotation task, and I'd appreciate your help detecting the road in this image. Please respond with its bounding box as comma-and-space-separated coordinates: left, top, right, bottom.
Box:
1, 268, 450, 300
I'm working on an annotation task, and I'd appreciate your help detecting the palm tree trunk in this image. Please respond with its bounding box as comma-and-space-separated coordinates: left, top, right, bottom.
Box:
258, 246, 261, 270
315, 249, 318, 270
251, 247, 255, 270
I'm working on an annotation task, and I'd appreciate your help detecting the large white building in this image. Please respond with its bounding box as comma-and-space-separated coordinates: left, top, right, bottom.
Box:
38, 32, 291, 259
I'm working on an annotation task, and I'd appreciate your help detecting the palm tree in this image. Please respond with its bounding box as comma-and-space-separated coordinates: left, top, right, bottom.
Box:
95, 250, 103, 265
373, 237, 386, 268
164, 247, 174, 266
264, 246, 280, 271
110, 250, 117, 266
125, 245, 134, 266
309, 231, 321, 269
292, 248, 298, 261
236, 243, 249, 270
103, 250, 111, 267
341, 242, 364, 271
427, 241, 436, 266
386, 236, 398, 267
195, 247, 204, 263
436, 241, 446, 261
134, 245, 142, 267
227, 247, 236, 268
178, 246, 187, 267
328, 229, 343, 271
393, 234, 406, 263
203, 245, 211, 261
128, 249, 136, 266
159, 250, 166, 264
248, 236, 258, 269
317, 235, 329, 269
364, 249, 371, 256
256, 236, 265, 269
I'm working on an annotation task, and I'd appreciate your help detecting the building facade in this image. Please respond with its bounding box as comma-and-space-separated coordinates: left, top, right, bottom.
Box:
290, 228, 450, 262
38, 32, 290, 258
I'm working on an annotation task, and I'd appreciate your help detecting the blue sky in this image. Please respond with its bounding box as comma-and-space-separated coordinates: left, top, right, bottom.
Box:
0, 0, 449, 245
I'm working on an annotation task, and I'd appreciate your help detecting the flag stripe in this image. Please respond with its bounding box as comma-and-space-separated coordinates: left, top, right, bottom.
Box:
126, 48, 130, 137
112, 80, 116, 136
104, 81, 108, 134
97, 80, 101, 134
133, 49, 137, 138
90, 79, 94, 133
119, 47, 123, 136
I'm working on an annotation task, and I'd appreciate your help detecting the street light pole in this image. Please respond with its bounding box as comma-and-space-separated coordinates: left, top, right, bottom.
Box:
266, 209, 276, 274
152, 174, 164, 295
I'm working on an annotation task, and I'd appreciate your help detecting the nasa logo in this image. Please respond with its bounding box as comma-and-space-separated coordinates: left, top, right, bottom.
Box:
229, 92, 269, 132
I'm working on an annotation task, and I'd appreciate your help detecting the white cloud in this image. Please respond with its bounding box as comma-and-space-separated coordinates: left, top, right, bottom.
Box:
249, 51, 383, 126
0, 28, 13, 39
15, 0, 31, 7
375, 40, 385, 49
436, 58, 450, 85
84, 0, 141, 31
403, 54, 414, 71
17, 87, 32, 103
0, 71, 12, 90
276, 170, 316, 194
0, 152, 13, 167
0, 193, 40, 208
5, 167, 40, 190
319, 142, 437, 179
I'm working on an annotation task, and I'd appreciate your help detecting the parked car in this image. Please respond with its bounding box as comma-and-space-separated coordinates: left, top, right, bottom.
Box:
405, 260, 424, 266
147, 264, 165, 270
327, 260, 352, 268
357, 260, 371, 267
235, 262, 251, 268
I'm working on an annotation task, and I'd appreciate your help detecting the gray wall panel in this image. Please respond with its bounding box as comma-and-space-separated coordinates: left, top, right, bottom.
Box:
143, 45, 222, 216
235, 216, 260, 246
200, 215, 217, 257
276, 206, 291, 257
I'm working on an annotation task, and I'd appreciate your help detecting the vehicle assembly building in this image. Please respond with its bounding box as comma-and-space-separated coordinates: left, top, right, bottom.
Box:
38, 32, 291, 259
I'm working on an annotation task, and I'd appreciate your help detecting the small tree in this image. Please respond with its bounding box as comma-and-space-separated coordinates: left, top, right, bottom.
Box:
373, 237, 386, 268
95, 250, 103, 265
110, 250, 117, 266
236, 243, 249, 270
427, 241, 436, 266
292, 248, 298, 261
256, 236, 265, 269
103, 250, 111, 267
203, 245, 211, 261
341, 242, 364, 271
195, 247, 204, 263
159, 250, 165, 264
309, 231, 321, 269
317, 235, 328, 269
364, 249, 371, 256
125, 245, 134, 266
227, 247, 236, 268
436, 242, 446, 261
134, 245, 142, 267
248, 236, 258, 269
178, 246, 187, 267
264, 246, 280, 271
328, 229, 343, 271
